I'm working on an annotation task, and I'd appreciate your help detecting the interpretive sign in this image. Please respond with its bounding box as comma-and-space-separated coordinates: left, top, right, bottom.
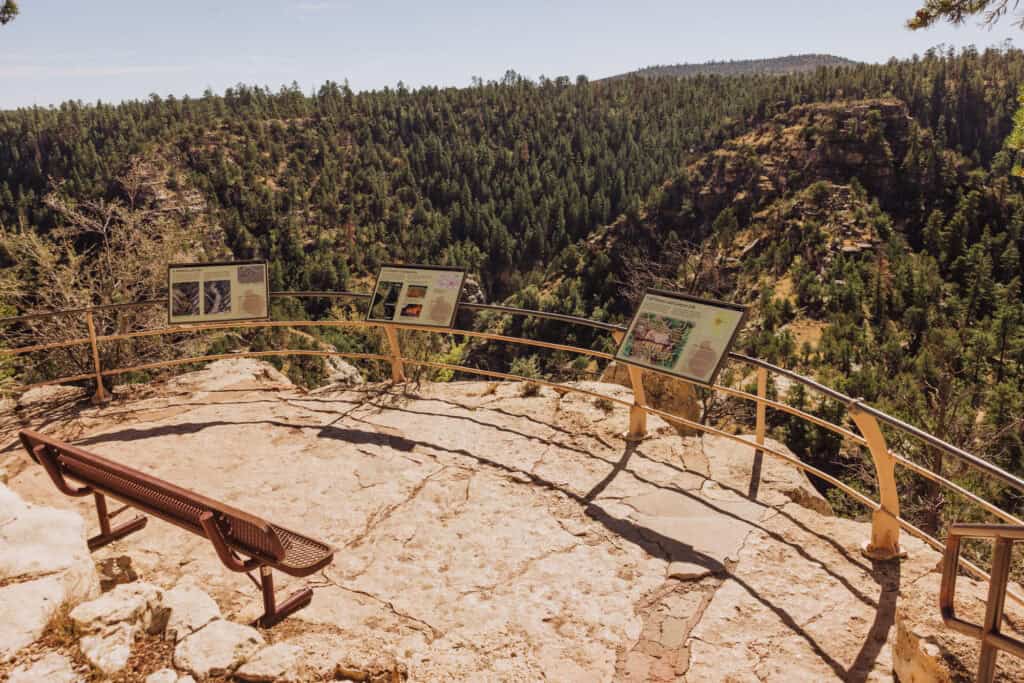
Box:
366, 264, 466, 328
168, 261, 270, 325
615, 289, 747, 386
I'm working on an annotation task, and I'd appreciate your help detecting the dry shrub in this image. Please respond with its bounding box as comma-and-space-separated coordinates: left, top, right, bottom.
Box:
0, 158, 223, 388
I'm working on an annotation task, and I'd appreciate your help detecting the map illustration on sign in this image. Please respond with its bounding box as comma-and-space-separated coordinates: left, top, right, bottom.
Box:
168, 261, 270, 325
615, 289, 747, 386
366, 265, 466, 328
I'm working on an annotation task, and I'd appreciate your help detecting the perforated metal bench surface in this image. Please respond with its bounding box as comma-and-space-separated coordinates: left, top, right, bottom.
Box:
19, 428, 334, 627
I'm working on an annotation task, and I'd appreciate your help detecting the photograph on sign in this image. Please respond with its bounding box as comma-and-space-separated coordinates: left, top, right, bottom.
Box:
615, 289, 746, 386
366, 265, 466, 328
168, 261, 270, 325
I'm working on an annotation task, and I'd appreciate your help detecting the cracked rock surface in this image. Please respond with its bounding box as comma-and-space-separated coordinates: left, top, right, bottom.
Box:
2, 358, 1023, 681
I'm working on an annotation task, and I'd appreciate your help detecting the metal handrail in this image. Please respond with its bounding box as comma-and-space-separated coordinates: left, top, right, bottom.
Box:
3, 293, 1024, 585
3, 292, 1021, 484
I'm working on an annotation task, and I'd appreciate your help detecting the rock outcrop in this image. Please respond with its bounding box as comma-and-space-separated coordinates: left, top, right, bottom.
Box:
70, 581, 167, 674
0, 359, 1020, 681
173, 619, 266, 679
6, 652, 81, 682
0, 482, 99, 664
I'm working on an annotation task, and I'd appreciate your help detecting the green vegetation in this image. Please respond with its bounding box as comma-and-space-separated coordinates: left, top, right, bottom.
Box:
0, 1, 18, 26
619, 55, 859, 80
909, 0, 1024, 29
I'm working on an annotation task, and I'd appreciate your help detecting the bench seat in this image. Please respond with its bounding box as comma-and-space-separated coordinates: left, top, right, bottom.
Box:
19, 428, 334, 627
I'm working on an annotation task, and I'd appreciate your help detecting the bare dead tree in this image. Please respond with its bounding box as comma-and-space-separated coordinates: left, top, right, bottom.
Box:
617, 235, 731, 424
619, 236, 727, 309
0, 159, 214, 389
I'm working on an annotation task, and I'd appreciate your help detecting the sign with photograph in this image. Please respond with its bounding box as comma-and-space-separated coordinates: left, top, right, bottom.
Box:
615, 289, 747, 386
168, 261, 270, 325
366, 264, 466, 328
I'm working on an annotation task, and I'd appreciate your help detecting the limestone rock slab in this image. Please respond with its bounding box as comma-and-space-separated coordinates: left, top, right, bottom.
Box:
0, 487, 100, 613
173, 619, 265, 679
70, 581, 164, 634
163, 581, 222, 642
234, 642, 303, 681
79, 620, 135, 675
0, 575, 70, 662
145, 669, 196, 683
6, 651, 82, 682
145, 669, 180, 683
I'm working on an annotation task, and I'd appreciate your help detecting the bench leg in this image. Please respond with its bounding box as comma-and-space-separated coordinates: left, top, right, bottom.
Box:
254, 566, 313, 628
87, 492, 148, 551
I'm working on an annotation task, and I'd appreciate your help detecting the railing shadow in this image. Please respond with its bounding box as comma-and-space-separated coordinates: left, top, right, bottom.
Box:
69, 407, 893, 678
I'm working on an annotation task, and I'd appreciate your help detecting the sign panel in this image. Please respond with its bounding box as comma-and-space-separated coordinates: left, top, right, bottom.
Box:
615, 289, 747, 386
168, 261, 269, 325
366, 264, 466, 328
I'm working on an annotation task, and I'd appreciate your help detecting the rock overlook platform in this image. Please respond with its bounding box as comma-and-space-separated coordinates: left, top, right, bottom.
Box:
1, 359, 1022, 682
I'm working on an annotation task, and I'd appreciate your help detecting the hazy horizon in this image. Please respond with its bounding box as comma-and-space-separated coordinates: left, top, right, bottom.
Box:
0, 0, 1020, 110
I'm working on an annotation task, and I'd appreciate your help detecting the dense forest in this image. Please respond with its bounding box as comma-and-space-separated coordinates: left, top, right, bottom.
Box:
614, 54, 860, 80
2, 44, 1024, 551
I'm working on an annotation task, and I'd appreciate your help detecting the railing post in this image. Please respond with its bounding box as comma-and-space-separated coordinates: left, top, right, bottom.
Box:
625, 365, 648, 442
747, 366, 768, 498
755, 366, 767, 453
612, 330, 647, 441
382, 325, 406, 383
85, 309, 108, 404
978, 537, 1014, 683
849, 400, 905, 560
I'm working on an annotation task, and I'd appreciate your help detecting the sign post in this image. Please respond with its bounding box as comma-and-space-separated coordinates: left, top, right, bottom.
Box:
365, 264, 466, 330
366, 264, 465, 383
614, 290, 747, 440
168, 261, 270, 325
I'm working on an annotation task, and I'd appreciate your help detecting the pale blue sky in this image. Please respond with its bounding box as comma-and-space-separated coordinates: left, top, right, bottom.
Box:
0, 1, 1019, 109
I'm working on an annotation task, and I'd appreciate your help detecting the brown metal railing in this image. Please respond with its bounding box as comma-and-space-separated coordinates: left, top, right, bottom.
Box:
941, 524, 1024, 682
3, 292, 1024, 619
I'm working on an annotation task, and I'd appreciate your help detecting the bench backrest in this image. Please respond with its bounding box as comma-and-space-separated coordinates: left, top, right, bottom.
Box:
19, 429, 286, 563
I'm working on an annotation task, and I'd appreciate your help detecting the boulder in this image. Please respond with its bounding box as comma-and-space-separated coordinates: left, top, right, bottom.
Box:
69, 581, 167, 674
0, 502, 100, 598
79, 621, 135, 675
70, 581, 164, 635
0, 484, 100, 663
234, 642, 304, 682
163, 580, 222, 642
461, 277, 486, 305
16, 384, 86, 409
145, 670, 180, 683
334, 655, 409, 683
0, 576, 68, 662
173, 619, 265, 679
326, 357, 365, 385
6, 651, 82, 682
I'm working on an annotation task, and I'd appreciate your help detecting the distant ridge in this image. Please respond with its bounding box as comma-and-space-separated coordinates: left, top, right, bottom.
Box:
607, 54, 860, 80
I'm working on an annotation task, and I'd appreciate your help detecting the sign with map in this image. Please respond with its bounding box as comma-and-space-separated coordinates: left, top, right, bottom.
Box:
615, 289, 747, 386
168, 261, 270, 325
366, 265, 466, 328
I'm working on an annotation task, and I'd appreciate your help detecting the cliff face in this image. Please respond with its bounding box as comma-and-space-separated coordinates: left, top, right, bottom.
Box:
1, 359, 1020, 681
690, 99, 911, 218
562, 98, 921, 323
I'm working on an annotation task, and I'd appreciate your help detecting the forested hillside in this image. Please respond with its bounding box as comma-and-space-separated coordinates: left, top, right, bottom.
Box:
2, 44, 1024, 543
612, 54, 859, 80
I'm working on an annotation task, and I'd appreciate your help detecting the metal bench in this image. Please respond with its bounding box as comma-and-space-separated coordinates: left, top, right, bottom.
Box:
19, 429, 334, 628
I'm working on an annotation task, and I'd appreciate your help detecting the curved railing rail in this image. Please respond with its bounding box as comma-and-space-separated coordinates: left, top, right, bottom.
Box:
3, 291, 1024, 610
